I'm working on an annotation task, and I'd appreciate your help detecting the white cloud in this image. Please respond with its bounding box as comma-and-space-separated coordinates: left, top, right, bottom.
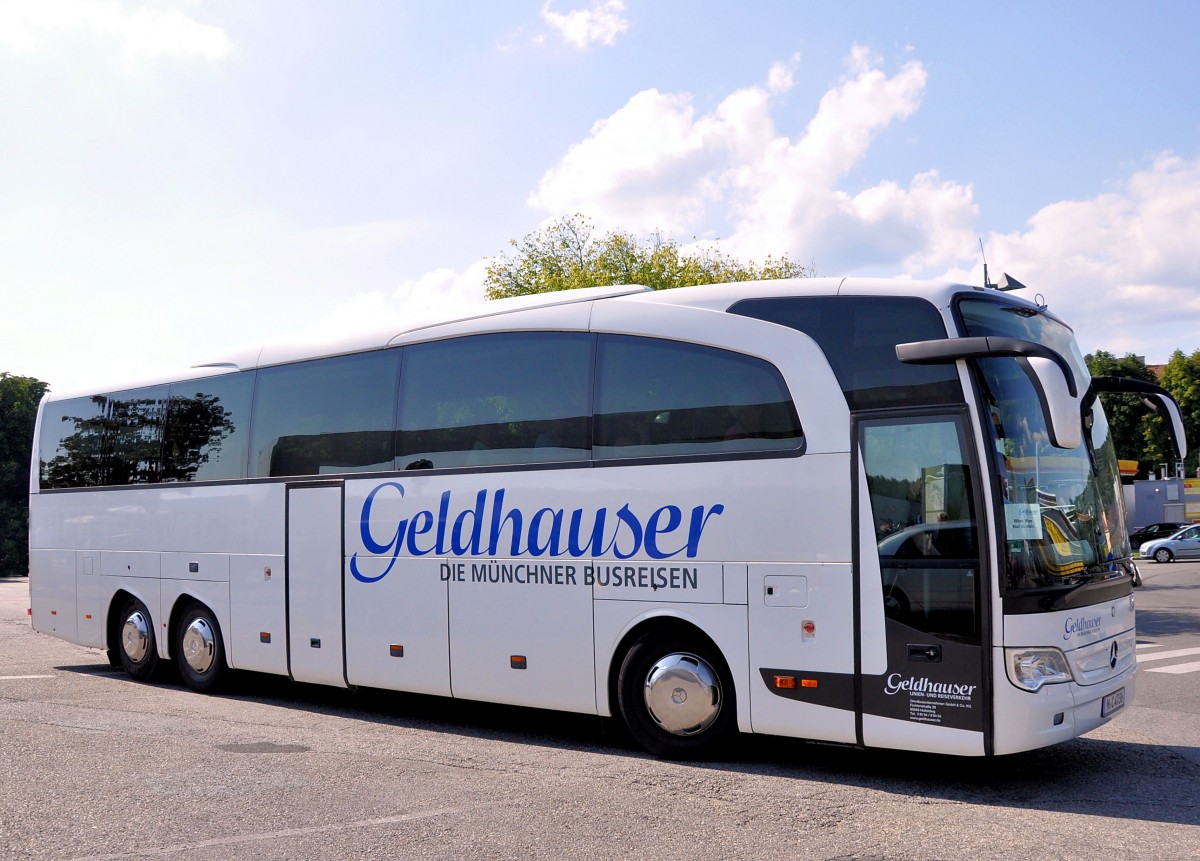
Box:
528, 42, 1200, 361
0, 200, 465, 391
0, 303, 192, 396
0, 0, 232, 63
766, 53, 801, 95
529, 45, 978, 272
386, 260, 491, 322
944, 153, 1200, 362
292, 261, 491, 346
541, 0, 629, 50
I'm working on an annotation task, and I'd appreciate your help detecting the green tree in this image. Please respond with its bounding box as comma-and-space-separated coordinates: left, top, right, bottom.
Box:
1159, 348, 1200, 477
484, 214, 809, 299
0, 373, 49, 576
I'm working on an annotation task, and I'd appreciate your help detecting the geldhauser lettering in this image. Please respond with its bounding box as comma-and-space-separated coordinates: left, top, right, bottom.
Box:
350, 481, 724, 583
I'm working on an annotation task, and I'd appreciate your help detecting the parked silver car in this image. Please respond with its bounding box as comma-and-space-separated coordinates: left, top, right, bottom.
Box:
1140, 524, 1200, 563
1128, 521, 1190, 551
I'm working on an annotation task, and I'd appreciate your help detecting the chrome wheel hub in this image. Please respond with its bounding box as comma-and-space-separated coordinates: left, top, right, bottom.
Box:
181, 618, 216, 674
121, 610, 149, 663
644, 652, 721, 736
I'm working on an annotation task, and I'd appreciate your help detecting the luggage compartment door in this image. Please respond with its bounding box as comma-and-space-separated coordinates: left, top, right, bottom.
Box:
286, 481, 347, 688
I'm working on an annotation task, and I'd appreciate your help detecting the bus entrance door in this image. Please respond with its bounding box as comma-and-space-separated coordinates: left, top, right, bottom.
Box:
286, 481, 348, 688
856, 413, 988, 755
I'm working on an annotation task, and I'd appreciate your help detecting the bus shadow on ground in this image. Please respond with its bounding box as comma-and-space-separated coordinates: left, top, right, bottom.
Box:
62, 660, 1200, 828
734, 735, 1200, 828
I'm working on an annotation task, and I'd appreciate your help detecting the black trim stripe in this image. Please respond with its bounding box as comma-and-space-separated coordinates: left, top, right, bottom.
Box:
758, 668, 855, 711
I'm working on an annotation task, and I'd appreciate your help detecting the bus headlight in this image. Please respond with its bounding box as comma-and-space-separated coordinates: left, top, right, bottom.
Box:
1006, 647, 1074, 692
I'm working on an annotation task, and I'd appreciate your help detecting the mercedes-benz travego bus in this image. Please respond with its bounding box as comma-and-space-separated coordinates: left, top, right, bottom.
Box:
28, 278, 1187, 759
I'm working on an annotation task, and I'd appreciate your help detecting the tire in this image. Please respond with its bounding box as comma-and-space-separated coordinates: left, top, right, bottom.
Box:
174, 601, 227, 693
616, 629, 736, 759
1154, 547, 1174, 564
116, 596, 160, 682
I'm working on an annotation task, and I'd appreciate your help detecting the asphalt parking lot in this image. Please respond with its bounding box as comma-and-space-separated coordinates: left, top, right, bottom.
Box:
2, 570, 1199, 861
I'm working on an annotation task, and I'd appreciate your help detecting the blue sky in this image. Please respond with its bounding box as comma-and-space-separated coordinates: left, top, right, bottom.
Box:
2, 1, 1199, 392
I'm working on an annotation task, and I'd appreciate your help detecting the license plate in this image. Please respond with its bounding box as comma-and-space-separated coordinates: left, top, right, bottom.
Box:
1101, 687, 1125, 717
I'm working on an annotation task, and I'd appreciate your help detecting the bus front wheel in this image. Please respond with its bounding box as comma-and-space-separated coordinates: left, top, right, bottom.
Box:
174, 602, 227, 693
117, 597, 160, 682
616, 630, 735, 759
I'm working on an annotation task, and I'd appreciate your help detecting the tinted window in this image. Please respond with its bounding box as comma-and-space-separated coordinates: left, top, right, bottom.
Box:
106, 386, 168, 485
397, 332, 591, 469
38, 395, 108, 488
730, 296, 962, 411
250, 351, 399, 477
594, 335, 802, 459
163, 372, 255, 482
862, 416, 980, 642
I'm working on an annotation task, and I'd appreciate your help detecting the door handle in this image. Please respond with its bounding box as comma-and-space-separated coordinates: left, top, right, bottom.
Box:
908, 644, 942, 663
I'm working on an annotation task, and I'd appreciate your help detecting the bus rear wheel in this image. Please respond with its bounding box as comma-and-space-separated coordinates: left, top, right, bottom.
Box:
616, 630, 735, 759
174, 602, 227, 693
117, 597, 160, 682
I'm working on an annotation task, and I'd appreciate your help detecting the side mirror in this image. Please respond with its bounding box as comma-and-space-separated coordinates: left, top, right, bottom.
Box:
896, 336, 1082, 449
1090, 376, 1188, 461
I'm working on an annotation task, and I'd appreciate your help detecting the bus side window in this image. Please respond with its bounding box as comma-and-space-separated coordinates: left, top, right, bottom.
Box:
250, 351, 399, 478
396, 332, 592, 470
729, 296, 963, 411
38, 387, 169, 489
593, 335, 802, 460
105, 386, 169, 485
162, 372, 255, 482
38, 395, 109, 488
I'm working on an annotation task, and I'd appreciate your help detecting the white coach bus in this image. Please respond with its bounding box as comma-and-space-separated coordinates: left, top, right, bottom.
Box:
28, 278, 1187, 758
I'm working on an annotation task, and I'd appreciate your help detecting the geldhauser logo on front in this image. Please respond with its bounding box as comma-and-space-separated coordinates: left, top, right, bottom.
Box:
1063, 614, 1103, 642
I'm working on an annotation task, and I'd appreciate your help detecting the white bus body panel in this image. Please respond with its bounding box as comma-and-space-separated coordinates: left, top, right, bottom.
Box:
344, 555, 450, 696
76, 551, 102, 646
30, 483, 284, 556
748, 562, 856, 743
29, 549, 77, 642
228, 554, 287, 674
855, 463, 890, 677
286, 484, 347, 688
449, 557, 596, 712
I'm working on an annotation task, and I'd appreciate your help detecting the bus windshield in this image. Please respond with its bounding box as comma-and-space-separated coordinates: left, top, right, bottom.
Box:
957, 298, 1130, 596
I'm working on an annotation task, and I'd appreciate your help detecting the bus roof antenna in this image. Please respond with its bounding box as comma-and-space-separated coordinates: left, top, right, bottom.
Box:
979, 238, 991, 289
